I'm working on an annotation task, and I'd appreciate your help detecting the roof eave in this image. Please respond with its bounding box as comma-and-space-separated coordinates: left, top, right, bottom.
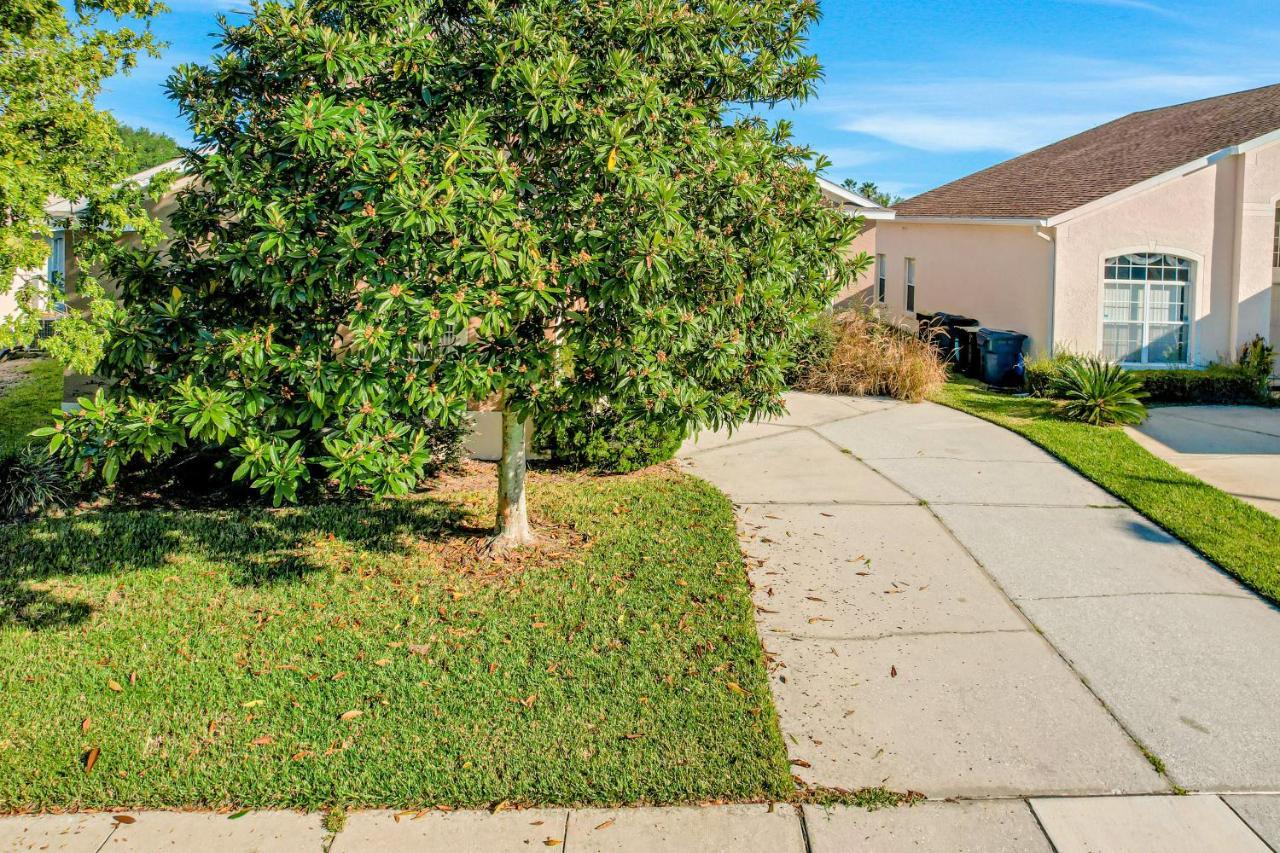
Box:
1045, 126, 1280, 227
44, 155, 192, 217
892, 214, 1048, 227
816, 175, 891, 210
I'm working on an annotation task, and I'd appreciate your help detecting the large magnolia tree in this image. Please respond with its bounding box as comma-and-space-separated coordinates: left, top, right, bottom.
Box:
48, 0, 864, 548
0, 0, 169, 371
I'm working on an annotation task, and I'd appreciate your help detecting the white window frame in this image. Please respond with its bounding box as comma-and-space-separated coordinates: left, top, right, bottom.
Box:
904, 257, 916, 313
875, 254, 886, 303
1098, 248, 1198, 368
47, 231, 66, 291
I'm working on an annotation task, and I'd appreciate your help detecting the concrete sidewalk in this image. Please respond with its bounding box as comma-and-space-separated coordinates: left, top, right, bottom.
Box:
680, 393, 1280, 797
4, 795, 1276, 851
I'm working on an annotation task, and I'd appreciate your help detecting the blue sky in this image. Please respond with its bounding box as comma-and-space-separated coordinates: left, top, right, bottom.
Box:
100, 0, 1280, 200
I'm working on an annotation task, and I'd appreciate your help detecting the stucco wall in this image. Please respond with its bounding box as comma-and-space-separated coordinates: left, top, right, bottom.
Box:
872, 220, 1054, 351
834, 221, 880, 308
1, 275, 20, 321
1054, 143, 1280, 365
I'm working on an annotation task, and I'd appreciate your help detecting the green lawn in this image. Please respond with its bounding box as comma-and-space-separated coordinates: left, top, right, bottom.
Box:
0, 358, 62, 454
0, 466, 792, 811
932, 377, 1280, 605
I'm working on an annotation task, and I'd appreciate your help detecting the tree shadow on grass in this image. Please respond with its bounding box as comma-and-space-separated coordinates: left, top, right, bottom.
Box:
0, 494, 473, 631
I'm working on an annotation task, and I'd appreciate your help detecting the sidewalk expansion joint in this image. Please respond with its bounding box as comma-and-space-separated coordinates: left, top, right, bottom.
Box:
679, 408, 886, 458
766, 627, 1032, 643
847, 446, 1176, 792
1016, 591, 1254, 603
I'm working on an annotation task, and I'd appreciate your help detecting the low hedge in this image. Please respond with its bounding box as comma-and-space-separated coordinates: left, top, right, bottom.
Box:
1129, 367, 1266, 405
1025, 356, 1268, 406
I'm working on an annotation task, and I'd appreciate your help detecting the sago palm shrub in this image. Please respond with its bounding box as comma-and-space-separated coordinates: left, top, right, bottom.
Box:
1050, 356, 1148, 426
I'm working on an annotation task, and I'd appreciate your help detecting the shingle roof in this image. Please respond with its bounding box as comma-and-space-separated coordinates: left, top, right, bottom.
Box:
895, 82, 1280, 220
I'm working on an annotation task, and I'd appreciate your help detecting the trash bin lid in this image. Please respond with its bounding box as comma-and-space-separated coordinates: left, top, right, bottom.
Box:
977, 327, 1028, 341
929, 312, 979, 327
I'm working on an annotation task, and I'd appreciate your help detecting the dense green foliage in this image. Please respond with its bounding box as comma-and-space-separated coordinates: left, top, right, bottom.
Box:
113, 122, 183, 174
538, 405, 686, 474
1131, 366, 1268, 405
0, 358, 63, 454
46, 0, 863, 507
0, 444, 71, 521
934, 378, 1280, 606
1050, 356, 1148, 425
782, 310, 838, 386
1027, 350, 1270, 406
0, 0, 172, 370
1022, 351, 1076, 398
0, 468, 791, 808
1237, 333, 1276, 394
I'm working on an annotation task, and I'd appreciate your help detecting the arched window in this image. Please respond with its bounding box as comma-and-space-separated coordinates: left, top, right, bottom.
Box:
1102, 253, 1192, 365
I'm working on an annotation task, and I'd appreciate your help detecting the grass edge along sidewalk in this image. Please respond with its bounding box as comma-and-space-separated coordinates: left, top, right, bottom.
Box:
0, 466, 801, 811
932, 377, 1280, 606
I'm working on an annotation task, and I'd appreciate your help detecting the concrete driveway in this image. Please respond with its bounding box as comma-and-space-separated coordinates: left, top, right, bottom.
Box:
679, 393, 1280, 816
1129, 405, 1280, 517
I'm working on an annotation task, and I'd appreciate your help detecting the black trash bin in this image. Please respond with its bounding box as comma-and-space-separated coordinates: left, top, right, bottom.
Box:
957, 328, 983, 377
976, 328, 1028, 388
918, 312, 980, 366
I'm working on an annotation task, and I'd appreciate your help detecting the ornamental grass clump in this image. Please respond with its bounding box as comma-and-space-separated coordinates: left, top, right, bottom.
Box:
1050, 356, 1148, 426
0, 447, 73, 521
795, 311, 947, 402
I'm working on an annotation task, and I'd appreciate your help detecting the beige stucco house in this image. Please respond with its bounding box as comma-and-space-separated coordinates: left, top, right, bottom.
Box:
872, 83, 1280, 368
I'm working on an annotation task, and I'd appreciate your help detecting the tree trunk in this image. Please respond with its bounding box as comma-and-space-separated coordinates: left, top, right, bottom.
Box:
491, 405, 536, 550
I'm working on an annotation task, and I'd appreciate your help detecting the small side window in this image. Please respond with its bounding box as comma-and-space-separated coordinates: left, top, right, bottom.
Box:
876, 254, 886, 303
905, 257, 917, 312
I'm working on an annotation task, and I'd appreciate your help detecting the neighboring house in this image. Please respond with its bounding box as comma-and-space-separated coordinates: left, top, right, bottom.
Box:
815, 177, 895, 307
876, 82, 1280, 368
4, 157, 195, 336
5, 216, 69, 330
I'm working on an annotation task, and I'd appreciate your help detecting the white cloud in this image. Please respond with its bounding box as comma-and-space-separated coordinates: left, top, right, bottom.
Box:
815, 146, 883, 169
815, 54, 1256, 155
839, 112, 1106, 154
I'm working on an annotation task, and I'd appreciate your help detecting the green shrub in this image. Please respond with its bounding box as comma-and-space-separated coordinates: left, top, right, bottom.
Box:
1132, 365, 1265, 405
1050, 356, 1148, 426
0, 446, 74, 521
539, 408, 687, 474
1023, 351, 1079, 397
1239, 334, 1275, 394
784, 312, 839, 386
